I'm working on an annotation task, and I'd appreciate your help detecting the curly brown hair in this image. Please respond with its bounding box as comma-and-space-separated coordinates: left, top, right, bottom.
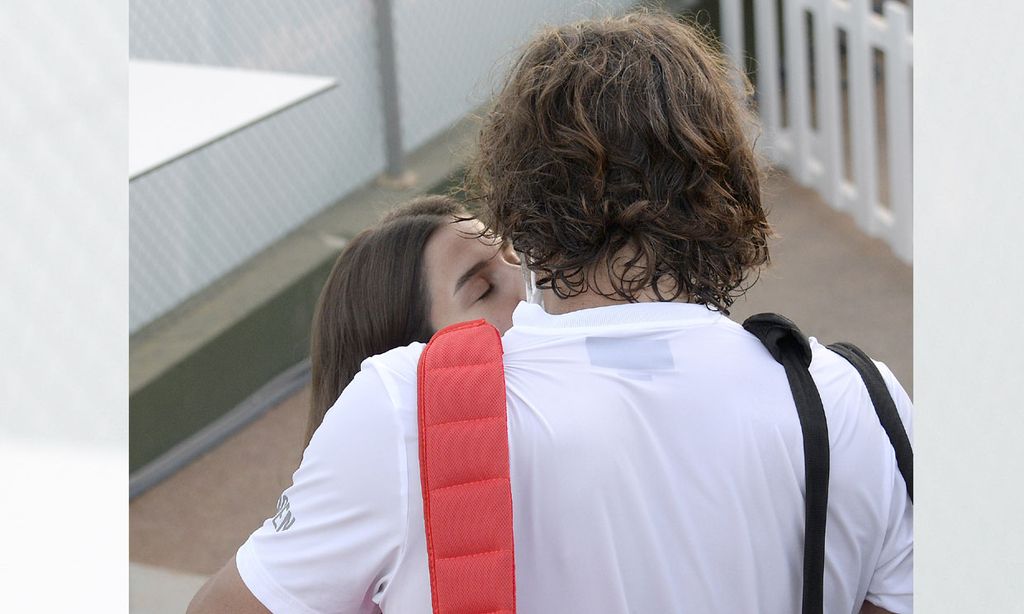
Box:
464, 10, 772, 313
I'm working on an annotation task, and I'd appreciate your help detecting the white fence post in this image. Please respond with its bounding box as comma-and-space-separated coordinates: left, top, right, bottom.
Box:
784, 0, 812, 184
847, 0, 881, 235
883, 1, 913, 263
720, 0, 746, 94
753, 0, 783, 164
813, 0, 844, 208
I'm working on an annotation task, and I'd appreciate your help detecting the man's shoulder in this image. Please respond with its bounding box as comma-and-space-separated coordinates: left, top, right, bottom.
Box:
807, 338, 913, 438
807, 338, 908, 396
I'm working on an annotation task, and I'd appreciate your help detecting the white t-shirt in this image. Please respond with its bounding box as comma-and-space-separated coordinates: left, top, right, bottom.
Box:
237, 302, 913, 613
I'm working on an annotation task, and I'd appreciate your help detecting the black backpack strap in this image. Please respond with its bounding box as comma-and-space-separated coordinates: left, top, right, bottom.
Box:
827, 342, 914, 502
743, 313, 829, 614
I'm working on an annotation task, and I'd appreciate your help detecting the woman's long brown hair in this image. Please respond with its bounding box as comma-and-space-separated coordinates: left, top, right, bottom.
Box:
306, 196, 459, 445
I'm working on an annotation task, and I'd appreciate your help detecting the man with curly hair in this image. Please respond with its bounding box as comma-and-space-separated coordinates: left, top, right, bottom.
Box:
191, 11, 911, 614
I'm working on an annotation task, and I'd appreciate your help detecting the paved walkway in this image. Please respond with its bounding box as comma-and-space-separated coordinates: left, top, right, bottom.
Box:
128, 170, 912, 610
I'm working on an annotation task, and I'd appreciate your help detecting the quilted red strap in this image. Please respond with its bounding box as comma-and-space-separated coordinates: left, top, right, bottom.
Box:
417, 319, 516, 614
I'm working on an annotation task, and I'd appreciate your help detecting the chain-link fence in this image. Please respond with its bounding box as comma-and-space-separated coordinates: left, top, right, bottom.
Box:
129, 0, 633, 333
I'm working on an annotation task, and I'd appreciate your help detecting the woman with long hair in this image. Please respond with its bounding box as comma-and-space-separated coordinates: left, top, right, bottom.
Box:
305, 194, 524, 444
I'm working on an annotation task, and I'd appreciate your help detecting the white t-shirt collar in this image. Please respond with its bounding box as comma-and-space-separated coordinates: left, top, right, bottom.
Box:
510, 300, 725, 330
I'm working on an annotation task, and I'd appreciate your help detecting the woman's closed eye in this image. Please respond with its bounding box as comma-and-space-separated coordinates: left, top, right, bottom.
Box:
476, 283, 494, 303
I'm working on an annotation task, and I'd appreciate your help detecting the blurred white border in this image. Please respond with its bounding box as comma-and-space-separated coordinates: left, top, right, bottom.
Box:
2, 0, 1023, 610
916, 0, 1024, 610
1, 0, 127, 611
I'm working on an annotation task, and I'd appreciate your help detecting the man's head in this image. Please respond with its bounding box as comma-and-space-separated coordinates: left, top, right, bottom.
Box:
466, 10, 772, 313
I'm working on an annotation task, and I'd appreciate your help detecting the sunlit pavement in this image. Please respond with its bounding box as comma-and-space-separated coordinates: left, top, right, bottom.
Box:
130, 563, 209, 614
128, 170, 912, 608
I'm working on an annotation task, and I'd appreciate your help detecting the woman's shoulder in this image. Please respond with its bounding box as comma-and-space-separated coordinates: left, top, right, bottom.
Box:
361, 340, 425, 375
359, 341, 426, 409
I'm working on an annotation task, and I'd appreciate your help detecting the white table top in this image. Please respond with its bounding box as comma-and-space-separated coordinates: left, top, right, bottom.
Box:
129, 60, 336, 180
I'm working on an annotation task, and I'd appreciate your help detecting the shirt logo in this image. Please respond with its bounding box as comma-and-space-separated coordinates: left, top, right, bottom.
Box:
272, 494, 296, 532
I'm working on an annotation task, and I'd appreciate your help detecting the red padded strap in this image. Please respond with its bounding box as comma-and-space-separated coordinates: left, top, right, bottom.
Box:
417, 319, 516, 614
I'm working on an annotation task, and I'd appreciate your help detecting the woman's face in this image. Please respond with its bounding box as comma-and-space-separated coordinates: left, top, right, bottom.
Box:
422, 218, 525, 334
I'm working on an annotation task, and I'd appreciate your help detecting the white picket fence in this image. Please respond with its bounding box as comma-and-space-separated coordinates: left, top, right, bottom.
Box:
720, 0, 913, 263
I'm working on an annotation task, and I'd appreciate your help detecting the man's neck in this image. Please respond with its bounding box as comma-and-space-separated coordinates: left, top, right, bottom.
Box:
539, 286, 691, 315
526, 251, 691, 315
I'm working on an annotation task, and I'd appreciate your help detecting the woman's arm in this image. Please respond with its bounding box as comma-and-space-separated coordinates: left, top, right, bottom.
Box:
861, 600, 897, 614
188, 558, 270, 614
190, 363, 408, 613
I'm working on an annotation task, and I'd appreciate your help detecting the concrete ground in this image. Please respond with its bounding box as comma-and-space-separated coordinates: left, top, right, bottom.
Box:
128, 170, 912, 609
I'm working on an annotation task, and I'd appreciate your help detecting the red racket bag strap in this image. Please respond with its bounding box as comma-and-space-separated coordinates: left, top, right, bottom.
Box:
417, 319, 516, 614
